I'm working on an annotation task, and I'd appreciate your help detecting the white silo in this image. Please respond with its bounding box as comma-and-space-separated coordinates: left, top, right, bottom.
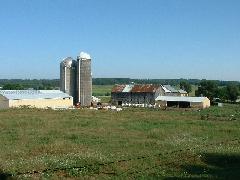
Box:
60, 57, 77, 102
77, 52, 92, 106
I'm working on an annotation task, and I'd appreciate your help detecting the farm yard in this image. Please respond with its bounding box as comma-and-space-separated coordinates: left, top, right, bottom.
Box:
0, 104, 240, 179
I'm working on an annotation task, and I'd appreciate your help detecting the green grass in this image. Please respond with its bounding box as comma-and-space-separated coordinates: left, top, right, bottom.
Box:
92, 85, 113, 103
0, 104, 240, 179
92, 85, 113, 96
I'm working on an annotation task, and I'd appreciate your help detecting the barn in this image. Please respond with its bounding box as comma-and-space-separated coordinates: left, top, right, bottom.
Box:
111, 84, 163, 105
0, 90, 73, 109
161, 85, 189, 96
155, 96, 210, 109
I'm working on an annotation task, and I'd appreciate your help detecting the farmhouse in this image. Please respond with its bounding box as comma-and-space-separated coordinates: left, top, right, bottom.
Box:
0, 90, 73, 109
155, 96, 210, 109
111, 84, 163, 105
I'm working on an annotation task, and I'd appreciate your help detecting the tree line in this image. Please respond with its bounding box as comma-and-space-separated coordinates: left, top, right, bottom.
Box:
0, 79, 59, 90
1, 78, 239, 87
196, 80, 240, 103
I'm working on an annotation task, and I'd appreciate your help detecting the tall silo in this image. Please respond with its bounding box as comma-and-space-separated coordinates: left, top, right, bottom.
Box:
77, 52, 92, 106
60, 57, 77, 102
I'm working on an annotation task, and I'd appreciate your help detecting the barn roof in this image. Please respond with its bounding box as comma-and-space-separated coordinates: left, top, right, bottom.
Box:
131, 84, 159, 93
0, 90, 72, 100
162, 85, 179, 93
161, 85, 171, 93
111, 85, 126, 93
111, 84, 160, 93
155, 96, 209, 103
178, 89, 188, 94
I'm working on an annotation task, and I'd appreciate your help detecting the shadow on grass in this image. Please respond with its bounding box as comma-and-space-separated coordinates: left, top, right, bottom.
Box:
165, 153, 240, 179
0, 169, 13, 180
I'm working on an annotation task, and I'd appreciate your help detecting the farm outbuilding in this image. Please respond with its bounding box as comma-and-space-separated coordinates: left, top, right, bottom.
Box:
161, 85, 189, 96
155, 96, 210, 109
111, 84, 163, 105
161, 85, 179, 96
111, 84, 192, 106
178, 89, 189, 97
0, 90, 73, 109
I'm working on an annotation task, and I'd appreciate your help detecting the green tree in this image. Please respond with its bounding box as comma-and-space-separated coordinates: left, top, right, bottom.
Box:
226, 83, 239, 102
195, 80, 218, 102
180, 81, 192, 93
2, 84, 24, 90
215, 87, 227, 102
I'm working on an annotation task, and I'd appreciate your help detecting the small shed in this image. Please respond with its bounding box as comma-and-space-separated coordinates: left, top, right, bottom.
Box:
0, 90, 73, 109
155, 96, 210, 109
178, 89, 189, 97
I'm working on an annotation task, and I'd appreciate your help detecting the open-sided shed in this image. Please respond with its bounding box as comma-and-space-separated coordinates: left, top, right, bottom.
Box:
155, 96, 210, 109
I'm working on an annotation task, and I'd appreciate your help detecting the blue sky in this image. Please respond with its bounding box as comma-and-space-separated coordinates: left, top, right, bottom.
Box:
0, 0, 240, 81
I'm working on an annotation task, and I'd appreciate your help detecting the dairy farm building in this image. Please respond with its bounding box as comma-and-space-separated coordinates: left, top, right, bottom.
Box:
0, 90, 73, 109
111, 84, 210, 109
111, 84, 163, 105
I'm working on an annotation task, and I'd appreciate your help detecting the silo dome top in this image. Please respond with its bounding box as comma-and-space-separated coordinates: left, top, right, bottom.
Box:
79, 52, 91, 60
61, 57, 74, 67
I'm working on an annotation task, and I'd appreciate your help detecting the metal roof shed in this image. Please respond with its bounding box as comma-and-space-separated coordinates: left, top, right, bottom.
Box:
155, 96, 210, 109
0, 90, 73, 109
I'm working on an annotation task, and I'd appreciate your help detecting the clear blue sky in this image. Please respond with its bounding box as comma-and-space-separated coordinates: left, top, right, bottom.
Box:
0, 0, 240, 81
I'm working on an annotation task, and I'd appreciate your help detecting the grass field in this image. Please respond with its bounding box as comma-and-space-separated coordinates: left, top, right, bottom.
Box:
92, 85, 113, 103
0, 104, 240, 179
92, 85, 113, 96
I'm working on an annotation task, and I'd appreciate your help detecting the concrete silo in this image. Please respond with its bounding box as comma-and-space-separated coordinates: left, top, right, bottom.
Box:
60, 57, 77, 102
77, 52, 92, 106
